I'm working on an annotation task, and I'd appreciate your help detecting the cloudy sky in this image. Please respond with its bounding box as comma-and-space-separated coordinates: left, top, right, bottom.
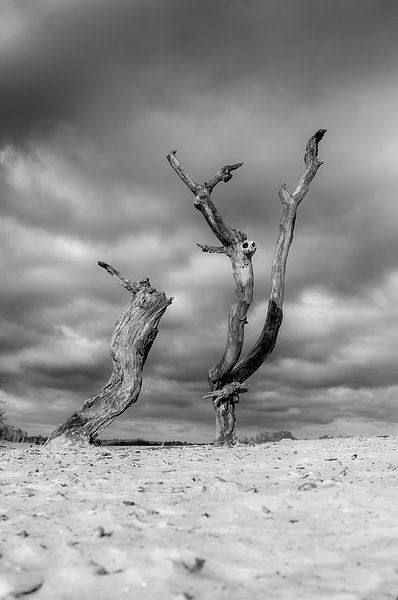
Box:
1, 0, 398, 442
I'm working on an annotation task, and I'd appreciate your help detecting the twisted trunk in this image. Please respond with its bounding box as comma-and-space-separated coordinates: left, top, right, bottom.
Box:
46, 262, 172, 448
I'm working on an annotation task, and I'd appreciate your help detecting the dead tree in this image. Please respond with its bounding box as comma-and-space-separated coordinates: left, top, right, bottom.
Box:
46, 262, 173, 448
168, 129, 326, 446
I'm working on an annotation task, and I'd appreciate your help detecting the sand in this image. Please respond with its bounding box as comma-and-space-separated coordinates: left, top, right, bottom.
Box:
1, 436, 398, 599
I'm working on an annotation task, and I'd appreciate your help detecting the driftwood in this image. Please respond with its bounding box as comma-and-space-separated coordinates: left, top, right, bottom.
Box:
168, 129, 326, 445
46, 262, 172, 448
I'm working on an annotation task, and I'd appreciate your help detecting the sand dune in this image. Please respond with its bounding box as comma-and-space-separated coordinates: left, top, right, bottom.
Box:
1, 437, 398, 599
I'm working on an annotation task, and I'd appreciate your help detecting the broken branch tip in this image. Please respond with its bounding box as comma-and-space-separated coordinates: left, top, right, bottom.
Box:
314, 129, 327, 142
166, 150, 177, 163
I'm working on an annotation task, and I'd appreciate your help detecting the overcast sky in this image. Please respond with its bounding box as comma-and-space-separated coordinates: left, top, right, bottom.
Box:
1, 0, 398, 442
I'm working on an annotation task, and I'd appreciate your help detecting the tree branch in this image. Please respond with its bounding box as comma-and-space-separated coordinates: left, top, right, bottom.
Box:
197, 243, 229, 255
167, 150, 243, 247
208, 240, 256, 385
194, 195, 236, 247
203, 381, 249, 407
292, 128, 326, 205
167, 150, 200, 195
167, 150, 255, 385
231, 129, 326, 383
205, 162, 244, 193
98, 261, 142, 294
230, 299, 283, 383
270, 128, 326, 306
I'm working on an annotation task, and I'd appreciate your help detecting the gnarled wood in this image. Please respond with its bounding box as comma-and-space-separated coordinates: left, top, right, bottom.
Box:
168, 130, 326, 446
203, 381, 249, 406
231, 128, 326, 384
46, 262, 172, 448
168, 151, 255, 445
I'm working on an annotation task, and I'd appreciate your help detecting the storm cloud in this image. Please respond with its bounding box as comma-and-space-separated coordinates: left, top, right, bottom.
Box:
1, 0, 398, 441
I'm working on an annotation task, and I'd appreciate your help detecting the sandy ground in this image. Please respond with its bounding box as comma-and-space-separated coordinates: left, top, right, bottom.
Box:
1, 437, 398, 599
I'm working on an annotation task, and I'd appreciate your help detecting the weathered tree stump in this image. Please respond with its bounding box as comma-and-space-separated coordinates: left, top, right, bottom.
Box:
168, 130, 326, 445
46, 262, 172, 448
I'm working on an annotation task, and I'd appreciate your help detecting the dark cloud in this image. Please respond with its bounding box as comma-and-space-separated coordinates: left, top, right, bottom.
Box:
2, 0, 398, 146
1, 0, 398, 440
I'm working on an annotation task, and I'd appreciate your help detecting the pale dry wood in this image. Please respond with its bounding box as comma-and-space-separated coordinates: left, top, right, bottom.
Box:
167, 151, 242, 247
97, 261, 141, 294
230, 129, 326, 384
167, 151, 255, 445
46, 263, 172, 447
168, 130, 325, 445
196, 243, 229, 255
167, 152, 256, 383
204, 162, 244, 192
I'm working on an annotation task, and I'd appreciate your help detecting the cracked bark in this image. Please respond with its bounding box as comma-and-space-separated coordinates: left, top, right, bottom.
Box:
46, 262, 172, 448
168, 130, 326, 446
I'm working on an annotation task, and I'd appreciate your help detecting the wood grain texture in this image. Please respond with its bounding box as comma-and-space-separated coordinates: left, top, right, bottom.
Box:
46, 263, 172, 448
231, 129, 326, 384
167, 151, 256, 445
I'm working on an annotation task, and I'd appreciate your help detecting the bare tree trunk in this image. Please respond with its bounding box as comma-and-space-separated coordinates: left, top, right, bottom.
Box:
203, 382, 249, 445
168, 130, 326, 445
46, 262, 172, 448
214, 398, 237, 446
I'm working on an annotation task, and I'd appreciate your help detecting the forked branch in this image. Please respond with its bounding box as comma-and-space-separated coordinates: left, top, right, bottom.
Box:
167, 151, 242, 247
231, 129, 326, 383
205, 162, 244, 192
168, 130, 326, 446
167, 150, 255, 385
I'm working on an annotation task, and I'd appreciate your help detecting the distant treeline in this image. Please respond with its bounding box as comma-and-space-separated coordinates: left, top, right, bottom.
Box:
0, 422, 388, 446
98, 438, 198, 447
0, 423, 47, 445
100, 431, 296, 446
240, 431, 295, 444
1, 427, 377, 446
0, 426, 296, 446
